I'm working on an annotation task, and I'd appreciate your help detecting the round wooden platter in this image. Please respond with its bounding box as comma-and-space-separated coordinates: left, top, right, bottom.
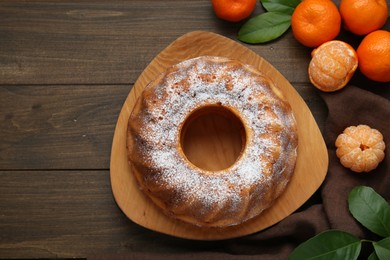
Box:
110, 31, 328, 240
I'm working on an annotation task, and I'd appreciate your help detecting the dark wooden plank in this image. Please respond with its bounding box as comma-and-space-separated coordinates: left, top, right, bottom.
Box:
0, 83, 327, 170
293, 83, 327, 132
0, 0, 313, 85
0, 170, 226, 258
0, 85, 129, 170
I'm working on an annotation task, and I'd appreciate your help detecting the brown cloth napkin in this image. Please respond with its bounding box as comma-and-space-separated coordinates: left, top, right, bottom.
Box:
321, 85, 389, 241
91, 85, 389, 260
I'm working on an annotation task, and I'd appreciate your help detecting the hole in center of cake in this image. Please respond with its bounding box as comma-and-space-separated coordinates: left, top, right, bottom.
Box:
180, 104, 246, 172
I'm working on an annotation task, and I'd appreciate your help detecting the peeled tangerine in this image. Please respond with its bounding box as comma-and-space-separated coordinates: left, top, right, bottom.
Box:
309, 40, 358, 92
335, 125, 385, 173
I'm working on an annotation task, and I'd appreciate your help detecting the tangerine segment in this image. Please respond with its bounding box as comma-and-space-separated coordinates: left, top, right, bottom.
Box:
335, 125, 385, 173
291, 0, 341, 47
308, 40, 358, 92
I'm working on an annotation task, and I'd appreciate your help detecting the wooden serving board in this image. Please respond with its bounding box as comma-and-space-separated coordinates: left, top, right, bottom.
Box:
110, 31, 328, 240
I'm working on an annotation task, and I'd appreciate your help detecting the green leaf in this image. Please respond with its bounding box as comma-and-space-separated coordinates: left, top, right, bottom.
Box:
373, 237, 390, 260
238, 12, 291, 44
348, 186, 390, 237
289, 230, 361, 260
368, 251, 380, 260
261, 0, 302, 15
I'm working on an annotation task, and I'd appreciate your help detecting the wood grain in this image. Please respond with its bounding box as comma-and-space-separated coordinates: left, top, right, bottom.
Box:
110, 31, 328, 240
0, 1, 312, 85
0, 85, 129, 169
0, 170, 116, 258
0, 170, 227, 258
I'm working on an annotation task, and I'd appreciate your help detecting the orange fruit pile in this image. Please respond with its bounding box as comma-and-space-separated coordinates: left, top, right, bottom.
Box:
357, 30, 390, 83
291, 0, 341, 48
290, 0, 389, 85
340, 0, 388, 35
308, 41, 358, 92
211, 0, 257, 22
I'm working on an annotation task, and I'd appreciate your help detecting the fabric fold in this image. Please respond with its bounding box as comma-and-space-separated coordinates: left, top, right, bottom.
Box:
320, 86, 389, 240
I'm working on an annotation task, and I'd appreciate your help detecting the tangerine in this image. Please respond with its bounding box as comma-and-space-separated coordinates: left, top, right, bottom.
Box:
335, 125, 385, 173
211, 0, 257, 22
340, 0, 388, 36
291, 0, 341, 48
308, 40, 358, 92
357, 30, 390, 82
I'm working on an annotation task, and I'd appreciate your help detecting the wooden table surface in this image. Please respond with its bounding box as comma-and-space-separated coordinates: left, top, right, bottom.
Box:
0, 1, 388, 258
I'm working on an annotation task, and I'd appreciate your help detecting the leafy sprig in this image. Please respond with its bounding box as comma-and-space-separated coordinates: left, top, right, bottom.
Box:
289, 186, 390, 260
348, 186, 390, 238
238, 0, 301, 44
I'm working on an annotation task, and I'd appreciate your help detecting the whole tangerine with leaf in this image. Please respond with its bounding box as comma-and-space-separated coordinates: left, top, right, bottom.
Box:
291, 0, 341, 48
340, 0, 389, 35
357, 30, 390, 82
211, 0, 257, 22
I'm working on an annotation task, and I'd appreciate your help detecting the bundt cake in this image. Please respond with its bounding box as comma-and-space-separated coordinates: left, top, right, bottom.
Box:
127, 56, 298, 227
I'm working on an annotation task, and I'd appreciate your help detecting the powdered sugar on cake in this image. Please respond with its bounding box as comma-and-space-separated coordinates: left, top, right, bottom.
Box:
128, 56, 298, 226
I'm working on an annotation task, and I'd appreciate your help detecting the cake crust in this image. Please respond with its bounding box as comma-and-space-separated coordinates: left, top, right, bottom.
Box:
127, 56, 298, 227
